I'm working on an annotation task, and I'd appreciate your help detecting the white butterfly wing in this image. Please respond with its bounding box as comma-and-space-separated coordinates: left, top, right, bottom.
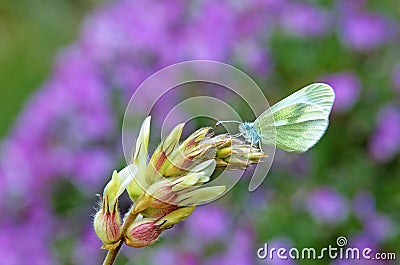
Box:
254, 83, 335, 153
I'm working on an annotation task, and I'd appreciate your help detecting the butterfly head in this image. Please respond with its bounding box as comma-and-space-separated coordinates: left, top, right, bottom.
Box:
238, 122, 260, 146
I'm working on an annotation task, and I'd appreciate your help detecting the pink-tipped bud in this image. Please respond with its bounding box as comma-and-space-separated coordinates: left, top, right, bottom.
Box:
125, 220, 161, 248
93, 209, 122, 245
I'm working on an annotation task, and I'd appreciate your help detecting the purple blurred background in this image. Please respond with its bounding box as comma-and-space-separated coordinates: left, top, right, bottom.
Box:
0, 0, 399, 264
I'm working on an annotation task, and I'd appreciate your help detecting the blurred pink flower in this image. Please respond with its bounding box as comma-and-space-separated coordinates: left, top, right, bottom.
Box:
233, 39, 272, 75
352, 191, 376, 220
151, 247, 199, 265
73, 227, 103, 265
280, 3, 331, 37
186, 205, 230, 245
307, 187, 348, 224
321, 72, 361, 113
262, 237, 298, 265
368, 105, 400, 162
353, 192, 394, 242
211, 226, 255, 265
339, 11, 397, 52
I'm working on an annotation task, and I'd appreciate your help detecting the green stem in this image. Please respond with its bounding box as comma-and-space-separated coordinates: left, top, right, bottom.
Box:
102, 211, 139, 265
102, 242, 123, 265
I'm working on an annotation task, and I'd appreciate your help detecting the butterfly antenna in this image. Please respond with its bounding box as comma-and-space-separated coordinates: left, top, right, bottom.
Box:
215, 120, 241, 127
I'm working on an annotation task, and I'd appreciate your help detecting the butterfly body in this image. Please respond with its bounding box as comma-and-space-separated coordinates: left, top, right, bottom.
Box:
238, 122, 261, 146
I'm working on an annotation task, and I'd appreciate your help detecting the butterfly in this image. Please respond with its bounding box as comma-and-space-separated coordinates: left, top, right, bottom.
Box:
216, 83, 335, 153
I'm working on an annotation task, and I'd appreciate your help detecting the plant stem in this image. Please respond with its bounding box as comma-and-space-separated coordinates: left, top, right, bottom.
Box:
102, 243, 123, 265
102, 211, 139, 265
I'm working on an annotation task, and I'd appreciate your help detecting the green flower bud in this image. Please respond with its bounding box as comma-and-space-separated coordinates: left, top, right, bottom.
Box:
93, 206, 121, 245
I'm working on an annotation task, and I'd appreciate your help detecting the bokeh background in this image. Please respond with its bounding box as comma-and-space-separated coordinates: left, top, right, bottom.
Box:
0, 0, 399, 264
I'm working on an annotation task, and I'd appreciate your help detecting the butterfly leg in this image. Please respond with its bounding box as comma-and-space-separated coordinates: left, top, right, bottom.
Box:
258, 141, 264, 153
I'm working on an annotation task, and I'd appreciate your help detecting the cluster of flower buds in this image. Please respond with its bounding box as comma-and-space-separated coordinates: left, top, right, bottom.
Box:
211, 133, 266, 169
93, 116, 266, 250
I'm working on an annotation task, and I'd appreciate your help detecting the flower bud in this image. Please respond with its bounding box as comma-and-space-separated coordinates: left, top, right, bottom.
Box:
213, 135, 266, 169
145, 123, 185, 184
141, 204, 179, 218
125, 206, 195, 248
94, 166, 135, 246
156, 206, 195, 230
163, 144, 215, 177
133, 180, 177, 214
216, 147, 232, 158
127, 116, 151, 201
163, 128, 216, 177
133, 160, 217, 214
104, 166, 136, 213
93, 208, 122, 245
125, 220, 161, 248
150, 123, 184, 172
179, 127, 212, 151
